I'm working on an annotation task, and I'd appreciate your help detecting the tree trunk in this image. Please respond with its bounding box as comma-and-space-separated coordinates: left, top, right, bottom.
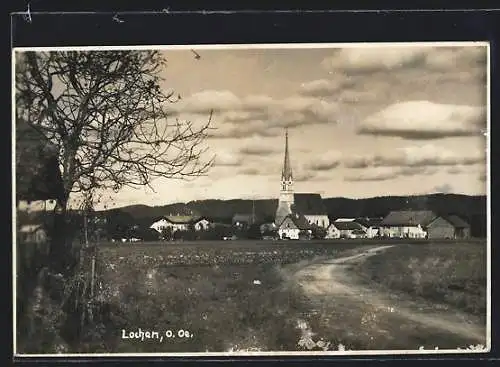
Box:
50, 194, 73, 275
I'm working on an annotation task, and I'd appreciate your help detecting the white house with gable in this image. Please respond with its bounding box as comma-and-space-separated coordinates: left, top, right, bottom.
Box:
150, 215, 212, 234
325, 223, 341, 239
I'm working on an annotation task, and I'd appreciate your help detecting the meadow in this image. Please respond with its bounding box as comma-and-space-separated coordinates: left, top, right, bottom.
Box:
53, 239, 487, 353
349, 241, 487, 323
84, 241, 369, 353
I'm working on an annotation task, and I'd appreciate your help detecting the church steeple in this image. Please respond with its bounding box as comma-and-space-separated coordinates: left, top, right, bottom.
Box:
282, 128, 293, 181
275, 128, 295, 226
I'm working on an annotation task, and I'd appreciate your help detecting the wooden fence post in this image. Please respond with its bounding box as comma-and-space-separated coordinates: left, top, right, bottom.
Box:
90, 247, 96, 299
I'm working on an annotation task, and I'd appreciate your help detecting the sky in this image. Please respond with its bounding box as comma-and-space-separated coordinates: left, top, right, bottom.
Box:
65, 43, 488, 210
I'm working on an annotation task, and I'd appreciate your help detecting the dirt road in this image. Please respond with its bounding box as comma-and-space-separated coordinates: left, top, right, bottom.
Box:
289, 245, 487, 350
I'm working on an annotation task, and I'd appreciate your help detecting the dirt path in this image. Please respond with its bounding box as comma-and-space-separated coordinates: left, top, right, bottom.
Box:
290, 245, 486, 349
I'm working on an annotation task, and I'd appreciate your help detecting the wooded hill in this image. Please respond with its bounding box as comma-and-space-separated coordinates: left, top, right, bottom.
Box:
99, 193, 487, 238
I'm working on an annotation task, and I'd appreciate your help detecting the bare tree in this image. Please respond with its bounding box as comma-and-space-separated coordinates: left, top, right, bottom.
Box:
15, 50, 213, 272
15, 50, 214, 213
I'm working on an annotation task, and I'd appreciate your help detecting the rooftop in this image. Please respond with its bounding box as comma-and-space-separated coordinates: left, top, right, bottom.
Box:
281, 213, 312, 231
332, 221, 365, 231
355, 217, 384, 228
380, 210, 438, 227
445, 215, 470, 228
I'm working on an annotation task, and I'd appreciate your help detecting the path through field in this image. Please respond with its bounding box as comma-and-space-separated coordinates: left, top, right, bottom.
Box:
288, 245, 487, 350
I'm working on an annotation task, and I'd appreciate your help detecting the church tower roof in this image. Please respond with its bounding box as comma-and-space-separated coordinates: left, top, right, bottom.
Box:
281, 128, 293, 181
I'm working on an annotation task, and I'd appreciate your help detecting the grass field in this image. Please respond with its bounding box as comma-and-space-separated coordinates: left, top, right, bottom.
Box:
83, 242, 369, 353
69, 240, 487, 353
349, 241, 487, 323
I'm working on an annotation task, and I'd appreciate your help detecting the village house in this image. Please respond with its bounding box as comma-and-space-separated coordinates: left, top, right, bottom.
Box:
232, 213, 256, 229
278, 213, 312, 240
331, 220, 367, 239
380, 210, 462, 239
325, 223, 341, 239
379, 210, 433, 238
18, 224, 48, 245
355, 217, 383, 238
150, 215, 212, 234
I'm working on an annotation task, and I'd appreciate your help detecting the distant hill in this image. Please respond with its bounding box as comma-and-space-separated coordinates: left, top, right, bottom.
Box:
98, 193, 487, 237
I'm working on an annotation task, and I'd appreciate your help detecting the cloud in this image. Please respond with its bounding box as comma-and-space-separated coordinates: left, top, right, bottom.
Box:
398, 166, 438, 177
321, 47, 427, 73
170, 90, 340, 139
236, 161, 278, 177
177, 90, 241, 114
308, 150, 342, 172
344, 164, 441, 182
399, 144, 484, 166
357, 101, 485, 139
299, 78, 355, 97
212, 150, 242, 167
345, 143, 485, 169
239, 167, 261, 176
344, 167, 399, 182
447, 166, 464, 174
310, 161, 340, 172
321, 46, 486, 74
424, 47, 486, 71
239, 144, 278, 156
294, 171, 317, 182
433, 183, 454, 194
208, 120, 281, 139
336, 89, 380, 104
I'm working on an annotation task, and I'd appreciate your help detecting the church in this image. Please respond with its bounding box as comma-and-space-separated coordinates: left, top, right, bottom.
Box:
274, 129, 330, 230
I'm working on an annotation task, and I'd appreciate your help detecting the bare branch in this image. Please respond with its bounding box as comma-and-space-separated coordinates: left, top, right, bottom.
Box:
16, 50, 214, 209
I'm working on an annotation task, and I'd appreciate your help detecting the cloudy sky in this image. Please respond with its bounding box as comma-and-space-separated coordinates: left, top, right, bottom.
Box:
95, 43, 488, 209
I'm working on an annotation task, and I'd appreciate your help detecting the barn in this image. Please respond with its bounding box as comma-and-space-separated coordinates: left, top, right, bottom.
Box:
426, 215, 456, 239
380, 210, 459, 239
445, 215, 471, 239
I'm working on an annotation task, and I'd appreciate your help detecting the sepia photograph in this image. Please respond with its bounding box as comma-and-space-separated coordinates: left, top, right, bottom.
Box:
13, 43, 489, 356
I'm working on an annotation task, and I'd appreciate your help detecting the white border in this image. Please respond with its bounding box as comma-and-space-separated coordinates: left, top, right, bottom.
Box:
485, 41, 492, 353
12, 41, 491, 358
12, 45, 18, 357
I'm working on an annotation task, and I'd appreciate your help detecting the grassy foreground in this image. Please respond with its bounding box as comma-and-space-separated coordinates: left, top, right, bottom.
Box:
350, 242, 487, 323
18, 240, 486, 353
83, 242, 369, 353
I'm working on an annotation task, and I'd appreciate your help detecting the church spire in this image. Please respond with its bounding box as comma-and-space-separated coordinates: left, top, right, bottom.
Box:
282, 128, 293, 181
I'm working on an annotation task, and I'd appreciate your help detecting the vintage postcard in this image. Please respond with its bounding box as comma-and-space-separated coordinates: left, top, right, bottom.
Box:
13, 42, 490, 357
